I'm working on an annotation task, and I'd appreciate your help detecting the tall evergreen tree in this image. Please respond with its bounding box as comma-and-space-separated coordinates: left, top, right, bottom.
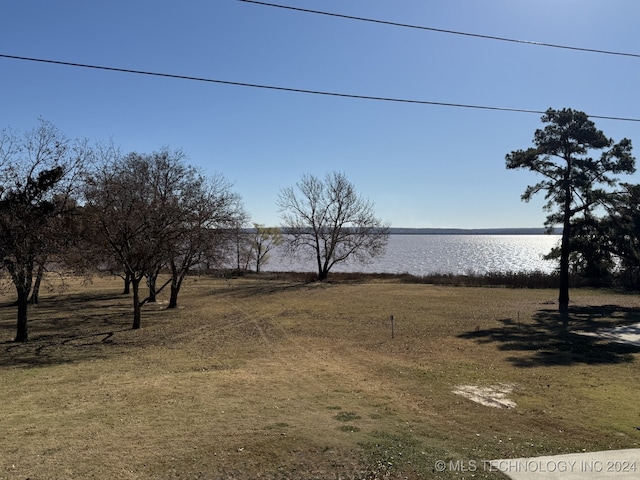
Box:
506, 108, 634, 314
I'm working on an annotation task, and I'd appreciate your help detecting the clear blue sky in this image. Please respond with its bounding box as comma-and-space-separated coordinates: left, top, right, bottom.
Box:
2, 0, 640, 228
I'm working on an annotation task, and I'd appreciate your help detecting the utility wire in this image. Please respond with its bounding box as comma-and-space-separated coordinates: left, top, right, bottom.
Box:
2, 53, 639, 123
238, 0, 640, 60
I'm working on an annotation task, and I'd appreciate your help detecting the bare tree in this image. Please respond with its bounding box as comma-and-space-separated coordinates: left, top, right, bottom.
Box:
227, 208, 252, 272
159, 154, 242, 308
249, 224, 282, 273
85, 152, 171, 329
278, 172, 389, 281
0, 119, 88, 342
86, 147, 244, 322
65, 143, 135, 293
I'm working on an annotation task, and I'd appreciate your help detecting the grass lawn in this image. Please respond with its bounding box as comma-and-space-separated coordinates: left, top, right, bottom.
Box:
1, 273, 640, 479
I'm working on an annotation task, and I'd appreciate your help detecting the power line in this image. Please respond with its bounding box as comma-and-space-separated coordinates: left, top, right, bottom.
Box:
238, 0, 640, 60
2, 53, 639, 123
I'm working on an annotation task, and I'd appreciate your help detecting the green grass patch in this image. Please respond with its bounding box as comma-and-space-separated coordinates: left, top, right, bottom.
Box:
337, 425, 361, 433
334, 411, 361, 422
359, 430, 436, 479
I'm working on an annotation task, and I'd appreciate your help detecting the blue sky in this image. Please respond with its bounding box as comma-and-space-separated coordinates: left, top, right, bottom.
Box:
2, 0, 640, 228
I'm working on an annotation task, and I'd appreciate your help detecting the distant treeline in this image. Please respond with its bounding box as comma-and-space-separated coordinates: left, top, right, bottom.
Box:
246, 270, 622, 290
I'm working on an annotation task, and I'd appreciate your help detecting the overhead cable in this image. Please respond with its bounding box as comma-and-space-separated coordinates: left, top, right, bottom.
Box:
238, 0, 640, 60
2, 53, 639, 123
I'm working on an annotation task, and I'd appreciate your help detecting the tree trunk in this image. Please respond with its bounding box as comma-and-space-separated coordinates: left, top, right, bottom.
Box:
315, 244, 324, 281
168, 284, 179, 309
559, 166, 572, 318
29, 261, 46, 305
15, 290, 29, 342
236, 230, 243, 270
147, 271, 158, 303
131, 276, 142, 330
168, 272, 184, 309
8, 262, 33, 342
122, 271, 131, 295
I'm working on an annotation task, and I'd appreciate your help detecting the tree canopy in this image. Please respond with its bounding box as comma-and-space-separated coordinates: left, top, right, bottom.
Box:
278, 172, 389, 281
0, 119, 89, 341
506, 108, 635, 313
85, 148, 242, 328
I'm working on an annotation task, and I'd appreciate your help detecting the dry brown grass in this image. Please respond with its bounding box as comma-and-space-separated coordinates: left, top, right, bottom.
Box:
1, 274, 640, 479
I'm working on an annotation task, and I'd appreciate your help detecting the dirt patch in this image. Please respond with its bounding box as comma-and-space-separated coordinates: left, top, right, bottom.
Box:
453, 383, 517, 409
575, 322, 640, 347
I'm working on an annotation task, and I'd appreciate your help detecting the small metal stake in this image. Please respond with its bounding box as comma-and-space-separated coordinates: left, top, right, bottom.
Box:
390, 315, 395, 339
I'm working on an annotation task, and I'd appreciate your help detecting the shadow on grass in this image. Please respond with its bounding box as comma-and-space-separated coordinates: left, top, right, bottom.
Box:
212, 279, 321, 299
0, 291, 139, 368
459, 305, 640, 367
1, 328, 132, 368
216, 270, 413, 298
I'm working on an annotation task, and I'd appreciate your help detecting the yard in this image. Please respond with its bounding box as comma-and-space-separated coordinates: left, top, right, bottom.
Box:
1, 274, 639, 479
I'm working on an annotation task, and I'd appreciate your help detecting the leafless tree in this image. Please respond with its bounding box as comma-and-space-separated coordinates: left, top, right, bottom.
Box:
156, 151, 242, 308
0, 119, 88, 342
85, 151, 171, 329
278, 172, 389, 281
248, 224, 282, 273
85, 147, 244, 324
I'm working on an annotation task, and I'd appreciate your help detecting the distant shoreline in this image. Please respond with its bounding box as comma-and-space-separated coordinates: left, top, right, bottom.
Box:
270, 227, 557, 235
388, 227, 555, 235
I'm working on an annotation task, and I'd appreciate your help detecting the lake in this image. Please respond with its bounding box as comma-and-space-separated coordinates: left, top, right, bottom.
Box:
264, 234, 562, 275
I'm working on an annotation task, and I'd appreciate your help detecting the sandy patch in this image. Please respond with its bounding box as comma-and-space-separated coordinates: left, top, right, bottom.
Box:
453, 383, 517, 409
575, 322, 640, 347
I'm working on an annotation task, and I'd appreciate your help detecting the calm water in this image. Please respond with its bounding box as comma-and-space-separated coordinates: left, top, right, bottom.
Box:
264, 234, 562, 275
